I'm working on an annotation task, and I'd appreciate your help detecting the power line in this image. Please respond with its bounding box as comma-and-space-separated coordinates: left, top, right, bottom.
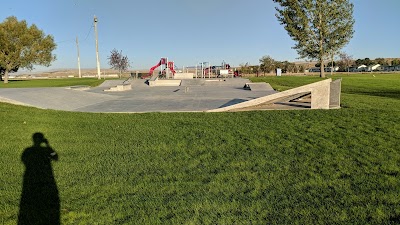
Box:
56, 23, 93, 45
83, 25, 93, 42
56, 39, 75, 44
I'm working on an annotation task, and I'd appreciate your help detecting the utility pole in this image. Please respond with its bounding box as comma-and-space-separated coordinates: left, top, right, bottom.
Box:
94, 15, 101, 79
76, 36, 81, 78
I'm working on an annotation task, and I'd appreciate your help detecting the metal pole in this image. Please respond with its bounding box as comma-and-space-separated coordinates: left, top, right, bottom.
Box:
94, 16, 101, 80
209, 62, 211, 79
201, 62, 204, 78
76, 36, 81, 78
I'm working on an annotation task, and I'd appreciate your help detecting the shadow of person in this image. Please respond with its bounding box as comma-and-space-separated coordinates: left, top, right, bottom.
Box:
18, 133, 60, 225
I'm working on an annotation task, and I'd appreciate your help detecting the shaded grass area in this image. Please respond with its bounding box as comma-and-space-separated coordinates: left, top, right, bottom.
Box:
0, 78, 105, 88
1, 75, 399, 224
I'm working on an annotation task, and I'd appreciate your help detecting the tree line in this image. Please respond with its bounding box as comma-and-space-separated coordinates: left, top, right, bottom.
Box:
353, 58, 400, 67
240, 56, 306, 75
240, 53, 400, 75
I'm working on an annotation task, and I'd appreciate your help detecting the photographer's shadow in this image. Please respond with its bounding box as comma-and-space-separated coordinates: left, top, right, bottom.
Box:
18, 133, 60, 225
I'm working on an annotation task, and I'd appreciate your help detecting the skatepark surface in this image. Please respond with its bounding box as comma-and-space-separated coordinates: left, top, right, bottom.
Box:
0, 78, 282, 113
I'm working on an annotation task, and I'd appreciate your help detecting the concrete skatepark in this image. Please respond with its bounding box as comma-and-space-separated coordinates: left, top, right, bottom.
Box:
0, 78, 341, 113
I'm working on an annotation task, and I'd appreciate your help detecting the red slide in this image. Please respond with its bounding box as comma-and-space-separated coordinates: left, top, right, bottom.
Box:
148, 60, 162, 76
168, 62, 176, 74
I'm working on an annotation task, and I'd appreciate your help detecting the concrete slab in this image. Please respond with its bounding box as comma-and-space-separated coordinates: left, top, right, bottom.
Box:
0, 78, 340, 113
329, 79, 342, 109
0, 87, 119, 111
0, 78, 279, 112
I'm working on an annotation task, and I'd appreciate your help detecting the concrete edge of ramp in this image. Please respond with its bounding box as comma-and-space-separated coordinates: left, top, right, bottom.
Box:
98, 80, 125, 87
244, 82, 274, 91
149, 79, 182, 87
207, 79, 338, 112
0, 96, 36, 108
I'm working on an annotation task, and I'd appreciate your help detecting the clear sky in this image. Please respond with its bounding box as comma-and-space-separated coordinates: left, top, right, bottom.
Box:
1, 0, 399, 71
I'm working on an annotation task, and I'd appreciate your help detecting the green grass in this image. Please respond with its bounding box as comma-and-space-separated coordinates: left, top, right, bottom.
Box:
0, 78, 105, 88
1, 74, 399, 224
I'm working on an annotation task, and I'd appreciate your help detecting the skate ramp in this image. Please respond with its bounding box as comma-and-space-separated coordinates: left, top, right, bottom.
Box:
244, 83, 274, 91
207, 79, 341, 112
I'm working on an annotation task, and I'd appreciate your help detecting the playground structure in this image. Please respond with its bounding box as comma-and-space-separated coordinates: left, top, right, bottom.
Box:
148, 57, 176, 79
145, 57, 237, 81
195, 61, 234, 78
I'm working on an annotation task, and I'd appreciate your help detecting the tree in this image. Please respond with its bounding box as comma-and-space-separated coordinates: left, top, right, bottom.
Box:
328, 51, 338, 76
391, 59, 400, 66
338, 52, 353, 73
0, 65, 18, 81
363, 58, 373, 66
249, 65, 260, 76
278, 60, 295, 73
107, 49, 130, 78
355, 58, 373, 66
273, 0, 355, 78
374, 58, 387, 65
0, 16, 56, 84
297, 64, 305, 73
354, 59, 363, 67
259, 55, 276, 75
327, 61, 336, 67
239, 63, 251, 75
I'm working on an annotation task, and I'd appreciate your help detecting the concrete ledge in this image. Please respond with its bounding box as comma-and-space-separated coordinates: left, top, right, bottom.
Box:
66, 85, 91, 91
244, 83, 274, 91
104, 84, 132, 92
174, 73, 194, 79
207, 79, 336, 112
0, 96, 35, 107
149, 80, 182, 87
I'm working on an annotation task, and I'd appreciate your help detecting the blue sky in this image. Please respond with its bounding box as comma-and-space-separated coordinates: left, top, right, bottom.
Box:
1, 0, 399, 71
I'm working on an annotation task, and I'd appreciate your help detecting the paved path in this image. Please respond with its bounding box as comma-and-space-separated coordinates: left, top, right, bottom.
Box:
0, 78, 278, 113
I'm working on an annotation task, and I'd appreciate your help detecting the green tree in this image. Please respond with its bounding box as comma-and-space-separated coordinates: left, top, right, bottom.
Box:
0, 65, 18, 81
259, 55, 276, 75
374, 58, 387, 65
273, 0, 355, 78
279, 61, 295, 73
391, 59, 400, 66
107, 49, 131, 78
355, 59, 363, 66
327, 61, 336, 67
363, 58, 373, 66
249, 65, 260, 76
0, 16, 56, 84
297, 64, 305, 73
355, 58, 373, 66
239, 63, 251, 75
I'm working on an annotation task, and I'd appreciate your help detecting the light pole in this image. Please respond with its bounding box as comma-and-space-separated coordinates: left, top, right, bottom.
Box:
76, 36, 81, 78
94, 16, 101, 79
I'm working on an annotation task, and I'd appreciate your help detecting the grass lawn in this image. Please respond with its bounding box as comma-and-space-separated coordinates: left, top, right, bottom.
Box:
0, 78, 105, 88
0, 74, 399, 224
